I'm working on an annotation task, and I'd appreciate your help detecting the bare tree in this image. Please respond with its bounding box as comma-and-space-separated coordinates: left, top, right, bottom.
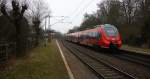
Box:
29, 0, 50, 46
139, 0, 150, 47
121, 0, 139, 24
97, 0, 121, 25
97, 1, 109, 24
0, 0, 28, 53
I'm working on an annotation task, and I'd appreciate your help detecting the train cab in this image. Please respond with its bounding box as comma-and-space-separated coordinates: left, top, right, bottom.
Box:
98, 24, 122, 48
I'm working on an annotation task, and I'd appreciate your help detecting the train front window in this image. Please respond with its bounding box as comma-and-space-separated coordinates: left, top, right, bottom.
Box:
104, 26, 118, 37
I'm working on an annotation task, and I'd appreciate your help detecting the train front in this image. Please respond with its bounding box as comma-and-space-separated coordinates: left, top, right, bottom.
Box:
100, 24, 122, 49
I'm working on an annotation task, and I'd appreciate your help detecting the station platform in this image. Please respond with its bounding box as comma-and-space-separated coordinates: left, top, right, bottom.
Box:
121, 45, 150, 55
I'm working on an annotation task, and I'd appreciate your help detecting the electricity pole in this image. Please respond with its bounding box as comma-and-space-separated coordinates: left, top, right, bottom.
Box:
48, 15, 51, 42
44, 15, 71, 42
44, 17, 47, 46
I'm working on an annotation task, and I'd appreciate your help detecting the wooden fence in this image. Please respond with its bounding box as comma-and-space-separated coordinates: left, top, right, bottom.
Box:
0, 42, 16, 64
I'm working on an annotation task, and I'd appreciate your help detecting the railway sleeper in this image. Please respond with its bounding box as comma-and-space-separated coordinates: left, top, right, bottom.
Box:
104, 75, 124, 79
96, 68, 112, 71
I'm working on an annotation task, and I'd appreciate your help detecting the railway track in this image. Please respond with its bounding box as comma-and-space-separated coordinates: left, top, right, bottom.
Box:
91, 45, 150, 68
62, 41, 136, 79
71, 41, 150, 68
112, 52, 150, 68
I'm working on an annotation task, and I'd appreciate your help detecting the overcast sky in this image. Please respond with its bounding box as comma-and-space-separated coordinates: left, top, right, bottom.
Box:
45, 0, 102, 33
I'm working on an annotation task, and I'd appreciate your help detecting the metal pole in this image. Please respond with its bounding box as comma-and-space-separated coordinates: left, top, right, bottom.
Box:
45, 18, 47, 31
48, 15, 51, 42
44, 18, 47, 46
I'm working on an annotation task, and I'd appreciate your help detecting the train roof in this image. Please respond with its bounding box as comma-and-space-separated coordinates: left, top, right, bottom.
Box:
66, 24, 117, 36
102, 24, 117, 29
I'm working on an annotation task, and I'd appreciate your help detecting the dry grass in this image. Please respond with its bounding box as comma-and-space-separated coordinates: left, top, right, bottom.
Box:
0, 40, 69, 79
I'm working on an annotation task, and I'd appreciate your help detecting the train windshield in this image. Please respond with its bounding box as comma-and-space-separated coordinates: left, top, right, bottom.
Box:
104, 25, 118, 37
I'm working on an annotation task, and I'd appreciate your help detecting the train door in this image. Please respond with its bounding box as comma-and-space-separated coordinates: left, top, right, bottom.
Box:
87, 32, 93, 46
96, 29, 103, 47
88, 32, 100, 46
95, 32, 101, 44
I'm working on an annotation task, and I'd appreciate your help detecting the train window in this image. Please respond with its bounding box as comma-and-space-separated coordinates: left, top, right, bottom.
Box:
88, 32, 100, 39
93, 32, 97, 37
91, 32, 95, 38
87, 32, 93, 38
91, 32, 94, 37
104, 26, 118, 37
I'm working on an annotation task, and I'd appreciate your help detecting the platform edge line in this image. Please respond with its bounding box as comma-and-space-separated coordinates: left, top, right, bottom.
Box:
56, 40, 75, 79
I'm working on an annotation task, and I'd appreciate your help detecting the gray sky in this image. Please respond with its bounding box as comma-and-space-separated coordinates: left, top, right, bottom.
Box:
45, 0, 102, 33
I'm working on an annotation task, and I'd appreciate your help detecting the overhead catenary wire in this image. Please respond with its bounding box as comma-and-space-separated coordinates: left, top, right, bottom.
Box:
46, 0, 97, 31
56, 0, 87, 26
62, 0, 94, 24
70, 0, 96, 23
67, 0, 87, 16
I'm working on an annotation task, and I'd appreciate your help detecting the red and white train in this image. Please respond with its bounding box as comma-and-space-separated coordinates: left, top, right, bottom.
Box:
65, 24, 122, 49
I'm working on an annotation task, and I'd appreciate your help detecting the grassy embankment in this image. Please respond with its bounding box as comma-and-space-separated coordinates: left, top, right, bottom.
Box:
0, 40, 69, 79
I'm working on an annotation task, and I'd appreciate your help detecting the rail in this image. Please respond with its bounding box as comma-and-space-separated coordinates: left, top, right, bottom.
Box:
62, 41, 136, 79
